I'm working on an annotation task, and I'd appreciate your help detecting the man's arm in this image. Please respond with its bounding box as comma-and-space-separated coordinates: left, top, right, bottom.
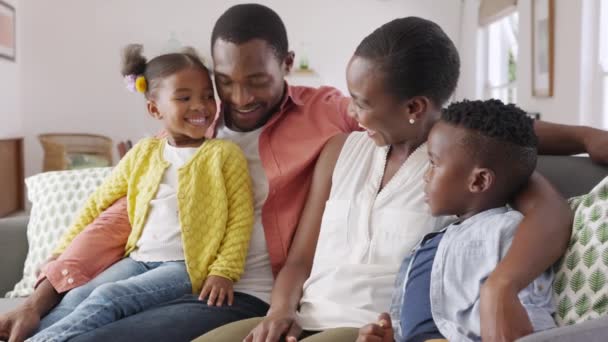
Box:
535, 121, 608, 163
481, 172, 572, 341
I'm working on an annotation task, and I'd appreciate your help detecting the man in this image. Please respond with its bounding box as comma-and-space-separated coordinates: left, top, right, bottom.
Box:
2, 4, 608, 342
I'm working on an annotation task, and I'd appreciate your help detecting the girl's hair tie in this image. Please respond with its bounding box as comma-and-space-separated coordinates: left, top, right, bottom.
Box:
124, 74, 147, 93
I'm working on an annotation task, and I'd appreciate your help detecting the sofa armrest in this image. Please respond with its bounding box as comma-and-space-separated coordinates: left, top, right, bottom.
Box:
0, 216, 29, 296
517, 315, 608, 342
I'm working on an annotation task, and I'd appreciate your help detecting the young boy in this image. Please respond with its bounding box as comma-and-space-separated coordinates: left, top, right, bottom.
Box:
358, 99, 556, 342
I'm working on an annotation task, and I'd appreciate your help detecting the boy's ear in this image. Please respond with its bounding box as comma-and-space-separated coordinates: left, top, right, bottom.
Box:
469, 167, 495, 193
147, 100, 163, 120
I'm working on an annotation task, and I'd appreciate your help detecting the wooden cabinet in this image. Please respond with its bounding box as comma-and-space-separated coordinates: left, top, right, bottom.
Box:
0, 137, 24, 217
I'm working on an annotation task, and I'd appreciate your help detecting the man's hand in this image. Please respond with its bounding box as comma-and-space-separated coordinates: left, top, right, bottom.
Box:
244, 309, 301, 342
0, 305, 41, 342
198, 275, 234, 306
480, 280, 533, 342
356, 312, 394, 342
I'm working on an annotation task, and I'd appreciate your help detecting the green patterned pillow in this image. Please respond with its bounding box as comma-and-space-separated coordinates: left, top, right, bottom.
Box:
553, 176, 608, 326
5, 167, 112, 298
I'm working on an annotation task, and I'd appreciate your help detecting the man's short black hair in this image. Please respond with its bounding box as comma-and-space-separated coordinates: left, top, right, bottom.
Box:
442, 99, 538, 198
211, 3, 288, 60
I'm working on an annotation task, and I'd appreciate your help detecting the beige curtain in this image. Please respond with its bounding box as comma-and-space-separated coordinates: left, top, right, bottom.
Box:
479, 0, 517, 25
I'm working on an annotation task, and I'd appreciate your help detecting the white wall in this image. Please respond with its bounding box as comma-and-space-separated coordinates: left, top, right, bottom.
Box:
19, 0, 463, 176
0, 0, 20, 138
516, 0, 585, 124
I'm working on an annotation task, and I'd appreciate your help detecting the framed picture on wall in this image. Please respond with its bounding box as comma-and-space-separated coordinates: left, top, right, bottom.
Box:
531, 0, 554, 97
0, 0, 15, 61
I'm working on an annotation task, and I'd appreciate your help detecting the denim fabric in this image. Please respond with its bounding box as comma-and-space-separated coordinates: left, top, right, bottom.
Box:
68, 292, 270, 342
37, 257, 148, 332
31, 258, 190, 342
391, 207, 555, 342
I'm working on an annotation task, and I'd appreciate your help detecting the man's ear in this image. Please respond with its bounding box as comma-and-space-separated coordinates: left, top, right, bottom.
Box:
469, 167, 495, 193
283, 51, 295, 75
147, 100, 163, 120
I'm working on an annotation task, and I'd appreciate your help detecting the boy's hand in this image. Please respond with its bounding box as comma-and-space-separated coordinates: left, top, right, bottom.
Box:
357, 312, 394, 342
199, 275, 234, 306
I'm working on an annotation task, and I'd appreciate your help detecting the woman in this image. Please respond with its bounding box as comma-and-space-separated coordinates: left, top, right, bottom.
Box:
197, 17, 572, 342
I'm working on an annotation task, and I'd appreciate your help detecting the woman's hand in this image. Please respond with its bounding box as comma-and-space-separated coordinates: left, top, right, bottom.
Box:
584, 127, 608, 164
480, 279, 533, 342
244, 309, 301, 342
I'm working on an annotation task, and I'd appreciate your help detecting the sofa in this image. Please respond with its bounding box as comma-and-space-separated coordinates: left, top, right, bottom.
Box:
1, 155, 608, 341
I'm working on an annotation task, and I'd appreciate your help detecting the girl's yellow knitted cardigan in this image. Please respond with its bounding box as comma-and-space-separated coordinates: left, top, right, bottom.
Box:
53, 137, 254, 293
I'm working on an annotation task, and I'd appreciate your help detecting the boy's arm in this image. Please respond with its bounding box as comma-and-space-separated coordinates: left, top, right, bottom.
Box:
480, 172, 572, 342
207, 144, 254, 282
535, 121, 608, 164
51, 141, 141, 255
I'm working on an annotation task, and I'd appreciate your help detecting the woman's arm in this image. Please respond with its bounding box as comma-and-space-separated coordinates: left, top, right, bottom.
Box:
245, 133, 348, 342
480, 172, 573, 342
535, 121, 608, 164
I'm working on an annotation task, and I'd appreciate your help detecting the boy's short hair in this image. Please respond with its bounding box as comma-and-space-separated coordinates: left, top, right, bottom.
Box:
441, 99, 538, 198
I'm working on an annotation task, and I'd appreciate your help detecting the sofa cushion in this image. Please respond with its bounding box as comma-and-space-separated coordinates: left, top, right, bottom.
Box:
0, 298, 26, 315
553, 176, 608, 325
5, 167, 112, 298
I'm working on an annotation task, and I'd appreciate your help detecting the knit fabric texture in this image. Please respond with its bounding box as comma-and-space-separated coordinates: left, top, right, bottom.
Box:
53, 137, 254, 293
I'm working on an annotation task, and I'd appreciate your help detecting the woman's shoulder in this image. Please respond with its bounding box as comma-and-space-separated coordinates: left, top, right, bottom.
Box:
336, 131, 380, 163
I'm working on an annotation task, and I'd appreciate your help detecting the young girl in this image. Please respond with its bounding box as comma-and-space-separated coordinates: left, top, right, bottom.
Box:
29, 44, 254, 342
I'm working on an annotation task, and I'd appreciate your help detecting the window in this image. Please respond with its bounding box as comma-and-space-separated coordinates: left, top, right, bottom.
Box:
480, 12, 519, 103
601, 0, 608, 123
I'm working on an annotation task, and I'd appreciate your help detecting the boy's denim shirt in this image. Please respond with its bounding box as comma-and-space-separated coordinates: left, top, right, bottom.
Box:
390, 207, 556, 342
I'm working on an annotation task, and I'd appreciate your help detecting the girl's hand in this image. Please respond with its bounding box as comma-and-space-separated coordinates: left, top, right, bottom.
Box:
244, 309, 301, 342
199, 275, 234, 306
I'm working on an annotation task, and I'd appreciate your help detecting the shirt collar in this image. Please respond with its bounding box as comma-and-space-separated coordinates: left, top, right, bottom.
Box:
456, 206, 510, 227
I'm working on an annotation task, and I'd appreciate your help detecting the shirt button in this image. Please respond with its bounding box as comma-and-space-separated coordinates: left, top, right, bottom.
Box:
183, 226, 189, 232
178, 193, 185, 199
61, 269, 69, 276
67, 278, 74, 284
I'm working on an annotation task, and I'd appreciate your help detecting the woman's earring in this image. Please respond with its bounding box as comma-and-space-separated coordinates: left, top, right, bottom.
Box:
409, 118, 415, 124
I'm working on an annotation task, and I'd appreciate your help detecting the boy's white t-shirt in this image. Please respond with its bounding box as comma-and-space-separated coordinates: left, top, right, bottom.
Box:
130, 142, 198, 262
